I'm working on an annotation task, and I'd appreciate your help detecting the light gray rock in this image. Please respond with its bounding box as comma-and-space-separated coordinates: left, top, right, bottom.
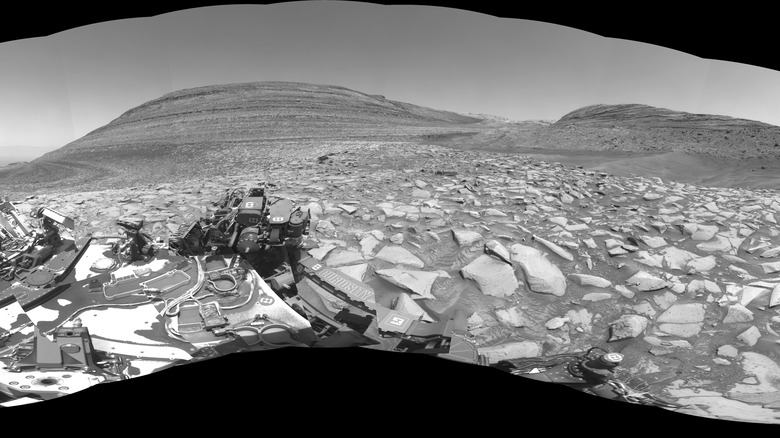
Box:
652, 291, 678, 310
393, 293, 434, 322
717, 344, 739, 358
338, 204, 358, 214
375, 246, 425, 268
495, 306, 530, 328
510, 244, 567, 296
662, 247, 697, 271
452, 229, 483, 247
325, 249, 372, 267
691, 225, 720, 241
390, 233, 404, 245
411, 188, 431, 198
484, 240, 512, 265
740, 286, 770, 307
461, 254, 519, 298
615, 284, 635, 299
359, 235, 383, 255
687, 255, 718, 274
567, 274, 612, 288
309, 244, 337, 260
582, 292, 613, 302
658, 323, 703, 338
548, 216, 568, 227
467, 313, 484, 330
633, 302, 657, 318
626, 271, 668, 292
723, 304, 754, 323
760, 247, 780, 258
761, 261, 780, 274
479, 341, 543, 364
737, 326, 761, 346
771, 284, 780, 308
640, 236, 668, 248
608, 315, 649, 341
376, 269, 439, 299
532, 235, 574, 261
657, 303, 706, 324
484, 208, 507, 217
334, 263, 369, 282
545, 317, 569, 330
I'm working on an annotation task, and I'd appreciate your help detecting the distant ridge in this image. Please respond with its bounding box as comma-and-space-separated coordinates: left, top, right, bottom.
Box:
1, 83, 778, 195
556, 103, 778, 129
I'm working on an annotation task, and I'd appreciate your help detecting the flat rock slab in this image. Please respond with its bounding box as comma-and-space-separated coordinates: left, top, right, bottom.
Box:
452, 229, 483, 247
324, 249, 372, 267
658, 323, 703, 338
657, 303, 706, 324
582, 292, 614, 302
723, 304, 754, 323
662, 247, 698, 271
478, 341, 543, 364
687, 255, 718, 274
309, 244, 337, 260
510, 244, 567, 297
394, 293, 434, 322
568, 273, 612, 288
761, 261, 780, 274
460, 254, 519, 298
740, 286, 770, 307
375, 268, 439, 300
359, 235, 383, 255
640, 236, 668, 249
375, 246, 425, 268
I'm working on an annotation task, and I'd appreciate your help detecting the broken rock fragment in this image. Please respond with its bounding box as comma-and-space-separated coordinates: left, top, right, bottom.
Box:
567, 273, 612, 288
608, 314, 648, 341
626, 271, 668, 292
510, 244, 567, 296
460, 254, 519, 298
452, 229, 483, 247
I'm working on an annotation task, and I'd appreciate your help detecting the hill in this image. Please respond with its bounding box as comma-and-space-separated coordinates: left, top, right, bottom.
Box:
0, 81, 483, 194
1, 83, 779, 196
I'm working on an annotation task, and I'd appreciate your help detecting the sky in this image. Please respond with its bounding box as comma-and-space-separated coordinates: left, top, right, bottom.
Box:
1, 2, 779, 155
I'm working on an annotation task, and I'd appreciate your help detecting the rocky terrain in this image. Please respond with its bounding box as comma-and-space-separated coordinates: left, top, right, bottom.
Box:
6, 140, 780, 423
2, 81, 780, 423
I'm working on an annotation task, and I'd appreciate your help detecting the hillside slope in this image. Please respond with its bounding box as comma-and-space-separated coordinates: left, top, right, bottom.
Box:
1, 82, 483, 193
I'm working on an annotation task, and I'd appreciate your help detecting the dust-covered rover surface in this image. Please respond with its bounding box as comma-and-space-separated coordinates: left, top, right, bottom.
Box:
0, 185, 681, 410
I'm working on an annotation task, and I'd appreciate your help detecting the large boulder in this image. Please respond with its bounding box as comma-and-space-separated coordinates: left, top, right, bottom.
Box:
460, 254, 519, 298
510, 244, 567, 297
